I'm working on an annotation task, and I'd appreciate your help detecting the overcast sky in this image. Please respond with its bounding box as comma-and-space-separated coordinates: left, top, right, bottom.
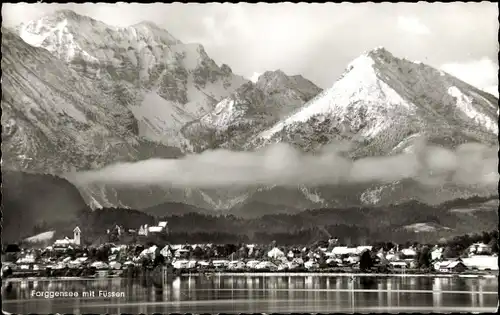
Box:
3, 2, 498, 95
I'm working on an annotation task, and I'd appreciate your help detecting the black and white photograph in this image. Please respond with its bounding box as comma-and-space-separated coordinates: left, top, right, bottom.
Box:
1, 2, 499, 314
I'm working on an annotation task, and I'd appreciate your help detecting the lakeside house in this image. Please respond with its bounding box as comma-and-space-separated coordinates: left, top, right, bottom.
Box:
462, 255, 499, 271
52, 227, 82, 249
431, 247, 443, 261
468, 243, 493, 255
267, 247, 286, 261
137, 221, 169, 236
4, 227, 498, 278
138, 224, 148, 236
434, 260, 467, 273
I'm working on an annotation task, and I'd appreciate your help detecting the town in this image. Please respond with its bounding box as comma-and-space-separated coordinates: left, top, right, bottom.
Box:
2, 220, 498, 280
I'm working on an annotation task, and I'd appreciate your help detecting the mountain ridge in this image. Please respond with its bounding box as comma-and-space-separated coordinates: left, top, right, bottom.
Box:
4, 169, 497, 244
5, 11, 499, 215
17, 10, 249, 149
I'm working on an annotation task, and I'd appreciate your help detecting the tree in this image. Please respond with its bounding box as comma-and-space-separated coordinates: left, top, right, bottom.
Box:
488, 238, 499, 254
417, 246, 431, 269
153, 253, 165, 267
481, 232, 492, 245
442, 246, 458, 259
437, 237, 448, 246
192, 246, 205, 260
359, 250, 374, 271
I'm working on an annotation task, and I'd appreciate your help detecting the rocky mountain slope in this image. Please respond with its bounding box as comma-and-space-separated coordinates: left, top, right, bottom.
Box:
5, 10, 498, 217
170, 47, 499, 213
230, 47, 499, 210
182, 70, 322, 151
4, 10, 252, 209
17, 9, 248, 149
251, 47, 497, 152
2, 27, 191, 210
2, 27, 144, 173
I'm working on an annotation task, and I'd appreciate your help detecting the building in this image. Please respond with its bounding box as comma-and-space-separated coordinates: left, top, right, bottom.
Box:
147, 221, 169, 234
435, 260, 467, 273
73, 226, 81, 246
330, 246, 357, 256
138, 221, 168, 236
389, 261, 408, 269
53, 226, 81, 248
138, 224, 148, 236
468, 243, 493, 255
53, 237, 75, 249
148, 226, 164, 233
431, 247, 443, 261
158, 221, 169, 234
462, 255, 499, 271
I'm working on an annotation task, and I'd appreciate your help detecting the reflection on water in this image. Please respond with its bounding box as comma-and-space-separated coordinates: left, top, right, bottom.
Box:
2, 275, 498, 313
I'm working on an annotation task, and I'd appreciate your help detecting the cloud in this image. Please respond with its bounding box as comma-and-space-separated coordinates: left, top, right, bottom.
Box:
397, 16, 431, 35
2, 3, 497, 89
440, 58, 499, 96
68, 139, 498, 191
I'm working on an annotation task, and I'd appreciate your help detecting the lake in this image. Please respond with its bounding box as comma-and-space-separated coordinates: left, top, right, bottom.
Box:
2, 275, 498, 313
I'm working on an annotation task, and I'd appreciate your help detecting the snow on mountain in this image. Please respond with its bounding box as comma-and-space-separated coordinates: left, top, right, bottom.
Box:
17, 10, 248, 148
1, 27, 190, 211
252, 47, 498, 155
1, 27, 141, 173
403, 223, 451, 233
8, 10, 498, 215
182, 70, 322, 151
24, 231, 56, 243
240, 47, 499, 209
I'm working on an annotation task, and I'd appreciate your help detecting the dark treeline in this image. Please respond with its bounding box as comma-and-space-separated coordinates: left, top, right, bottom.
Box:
12, 193, 499, 246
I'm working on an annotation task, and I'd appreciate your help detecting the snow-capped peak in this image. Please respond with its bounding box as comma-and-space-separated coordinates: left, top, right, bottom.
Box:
49, 9, 95, 23
255, 47, 498, 151
18, 12, 100, 63
130, 20, 181, 45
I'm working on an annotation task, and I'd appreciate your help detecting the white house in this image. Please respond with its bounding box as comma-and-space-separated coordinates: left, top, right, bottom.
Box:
434, 260, 467, 273
138, 224, 148, 236
73, 226, 81, 246
390, 261, 408, 269
158, 221, 169, 234
356, 246, 373, 254
267, 247, 286, 260
148, 226, 163, 233
431, 247, 443, 261
331, 246, 357, 256
462, 255, 498, 271
468, 243, 493, 255
401, 248, 417, 257
160, 245, 173, 258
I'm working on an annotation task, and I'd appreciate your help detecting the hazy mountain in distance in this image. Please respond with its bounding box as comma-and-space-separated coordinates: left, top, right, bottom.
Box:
142, 201, 213, 217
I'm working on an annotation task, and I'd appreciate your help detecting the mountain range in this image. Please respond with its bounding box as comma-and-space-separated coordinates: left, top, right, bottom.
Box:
2, 169, 497, 244
2, 10, 498, 241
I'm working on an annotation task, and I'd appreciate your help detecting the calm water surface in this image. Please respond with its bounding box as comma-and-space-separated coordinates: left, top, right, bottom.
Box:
2, 275, 498, 313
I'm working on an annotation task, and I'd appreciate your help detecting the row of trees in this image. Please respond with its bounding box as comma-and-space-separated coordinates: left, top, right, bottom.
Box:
440, 230, 499, 259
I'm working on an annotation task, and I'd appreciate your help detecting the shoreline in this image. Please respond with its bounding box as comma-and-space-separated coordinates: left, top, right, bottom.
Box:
182, 272, 498, 278
4, 272, 497, 282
